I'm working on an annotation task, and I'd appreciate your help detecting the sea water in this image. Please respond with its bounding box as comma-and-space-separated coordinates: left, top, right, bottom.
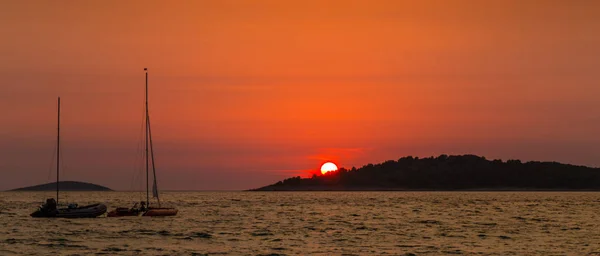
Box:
1, 191, 599, 255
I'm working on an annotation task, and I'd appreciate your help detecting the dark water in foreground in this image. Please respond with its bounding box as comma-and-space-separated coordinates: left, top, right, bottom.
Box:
1, 191, 600, 255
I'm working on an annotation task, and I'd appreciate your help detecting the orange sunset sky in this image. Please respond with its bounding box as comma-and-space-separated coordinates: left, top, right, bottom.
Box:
1, 0, 599, 190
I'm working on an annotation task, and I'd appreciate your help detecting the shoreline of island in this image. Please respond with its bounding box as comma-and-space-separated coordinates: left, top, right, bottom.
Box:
9, 181, 113, 191
250, 154, 600, 191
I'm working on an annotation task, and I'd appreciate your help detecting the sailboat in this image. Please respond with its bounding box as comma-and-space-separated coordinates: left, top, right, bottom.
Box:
31, 97, 108, 218
107, 68, 178, 217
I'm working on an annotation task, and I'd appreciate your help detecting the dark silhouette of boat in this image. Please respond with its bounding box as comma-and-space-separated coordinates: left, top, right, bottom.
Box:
31, 97, 108, 218
108, 69, 178, 217
31, 198, 107, 218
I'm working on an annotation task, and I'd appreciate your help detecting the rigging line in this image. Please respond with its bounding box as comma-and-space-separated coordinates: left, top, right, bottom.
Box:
43, 140, 58, 203
147, 115, 160, 207
58, 130, 70, 204
138, 97, 146, 200
129, 135, 140, 192
129, 126, 140, 194
130, 106, 145, 193
129, 100, 145, 202
130, 140, 142, 193
59, 139, 65, 181
46, 139, 57, 182
135, 137, 145, 198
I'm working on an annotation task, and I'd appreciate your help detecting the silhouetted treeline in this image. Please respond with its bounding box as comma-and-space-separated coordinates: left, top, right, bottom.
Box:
252, 155, 600, 191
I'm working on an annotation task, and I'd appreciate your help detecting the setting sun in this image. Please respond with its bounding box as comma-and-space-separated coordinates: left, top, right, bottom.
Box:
321, 162, 338, 175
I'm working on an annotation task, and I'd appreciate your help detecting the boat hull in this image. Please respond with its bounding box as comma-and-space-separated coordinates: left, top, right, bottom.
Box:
31, 203, 107, 218
143, 207, 178, 217
107, 207, 141, 217
107, 207, 178, 217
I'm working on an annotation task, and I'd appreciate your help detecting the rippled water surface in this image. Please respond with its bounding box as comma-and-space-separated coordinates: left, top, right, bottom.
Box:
1, 191, 600, 255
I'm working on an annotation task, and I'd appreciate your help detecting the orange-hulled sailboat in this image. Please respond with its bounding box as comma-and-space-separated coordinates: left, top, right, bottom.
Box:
108, 68, 178, 217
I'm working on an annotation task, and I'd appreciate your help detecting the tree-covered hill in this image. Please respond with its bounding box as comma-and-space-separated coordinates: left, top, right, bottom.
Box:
252, 155, 600, 191
10, 181, 113, 191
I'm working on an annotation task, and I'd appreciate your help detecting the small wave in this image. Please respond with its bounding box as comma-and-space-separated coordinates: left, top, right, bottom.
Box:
38, 242, 88, 249
178, 232, 213, 239
531, 218, 551, 222
4, 238, 19, 244
191, 232, 212, 238
416, 220, 442, 225
102, 247, 126, 252
144, 247, 165, 251
0, 249, 19, 255
442, 249, 464, 254
251, 230, 273, 236
396, 244, 418, 248
48, 237, 73, 243
474, 222, 497, 226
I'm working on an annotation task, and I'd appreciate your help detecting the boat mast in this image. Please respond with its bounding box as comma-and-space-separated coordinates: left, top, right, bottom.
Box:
145, 67, 160, 206
145, 68, 149, 207
57, 97, 60, 205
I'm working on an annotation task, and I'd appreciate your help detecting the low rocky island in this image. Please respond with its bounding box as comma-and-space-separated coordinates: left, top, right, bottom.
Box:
10, 181, 113, 191
252, 155, 600, 191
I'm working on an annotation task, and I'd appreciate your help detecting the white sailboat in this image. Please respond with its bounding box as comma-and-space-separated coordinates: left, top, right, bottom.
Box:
108, 68, 178, 217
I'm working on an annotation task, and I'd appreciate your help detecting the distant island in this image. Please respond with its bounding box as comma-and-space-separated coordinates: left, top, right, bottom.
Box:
252, 155, 600, 191
10, 181, 113, 191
